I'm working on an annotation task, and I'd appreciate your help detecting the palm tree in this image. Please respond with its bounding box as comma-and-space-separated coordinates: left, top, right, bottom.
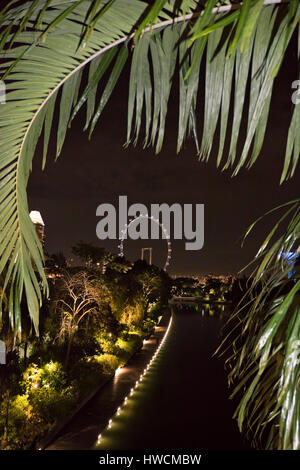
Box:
0, 0, 299, 448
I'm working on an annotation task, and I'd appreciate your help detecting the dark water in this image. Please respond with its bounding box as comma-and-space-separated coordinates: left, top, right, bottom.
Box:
48, 304, 248, 450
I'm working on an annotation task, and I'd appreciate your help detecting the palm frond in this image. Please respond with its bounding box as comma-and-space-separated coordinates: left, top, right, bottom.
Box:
0, 0, 149, 334
127, 2, 300, 174
0, 0, 299, 339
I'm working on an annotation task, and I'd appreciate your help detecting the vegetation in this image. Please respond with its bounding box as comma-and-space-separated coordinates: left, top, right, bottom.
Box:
0, 0, 298, 336
172, 275, 234, 302
0, 253, 171, 449
220, 201, 300, 449
0, 0, 299, 450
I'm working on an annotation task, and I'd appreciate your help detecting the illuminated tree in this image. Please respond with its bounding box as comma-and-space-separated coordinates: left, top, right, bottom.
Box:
0, 0, 299, 449
55, 271, 96, 368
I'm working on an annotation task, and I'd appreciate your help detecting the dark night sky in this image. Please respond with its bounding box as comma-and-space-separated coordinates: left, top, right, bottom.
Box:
28, 33, 299, 277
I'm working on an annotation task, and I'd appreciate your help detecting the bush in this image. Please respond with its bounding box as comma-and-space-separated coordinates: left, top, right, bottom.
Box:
0, 375, 77, 450
70, 357, 103, 397
116, 334, 141, 353
142, 318, 156, 335
0, 394, 34, 450
94, 354, 119, 375
115, 334, 142, 365
94, 330, 118, 355
22, 361, 67, 393
21, 362, 77, 434
147, 301, 163, 323
29, 387, 76, 427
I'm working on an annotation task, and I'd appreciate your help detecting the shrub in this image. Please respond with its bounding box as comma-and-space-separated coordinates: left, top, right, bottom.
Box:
69, 357, 103, 397
115, 334, 142, 365
116, 334, 141, 354
0, 394, 35, 450
94, 330, 117, 355
142, 318, 156, 335
21, 362, 78, 432
94, 354, 119, 375
22, 361, 67, 394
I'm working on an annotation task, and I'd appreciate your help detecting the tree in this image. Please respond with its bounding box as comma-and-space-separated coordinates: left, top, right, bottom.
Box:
0, 0, 299, 449
45, 252, 67, 273
131, 260, 171, 314
54, 271, 96, 369
0, 0, 299, 333
71, 241, 106, 268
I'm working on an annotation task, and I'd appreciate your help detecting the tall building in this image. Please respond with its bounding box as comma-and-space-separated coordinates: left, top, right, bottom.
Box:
29, 210, 45, 245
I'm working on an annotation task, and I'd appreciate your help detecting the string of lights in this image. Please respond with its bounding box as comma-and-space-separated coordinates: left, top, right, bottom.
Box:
118, 214, 172, 271
96, 315, 173, 447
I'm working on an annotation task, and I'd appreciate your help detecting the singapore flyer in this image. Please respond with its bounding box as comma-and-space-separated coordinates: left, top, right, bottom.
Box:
118, 214, 172, 271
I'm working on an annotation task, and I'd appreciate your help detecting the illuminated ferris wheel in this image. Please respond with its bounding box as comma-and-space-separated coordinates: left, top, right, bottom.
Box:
118, 214, 172, 271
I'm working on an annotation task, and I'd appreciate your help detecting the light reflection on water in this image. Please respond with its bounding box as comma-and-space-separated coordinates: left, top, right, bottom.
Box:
173, 301, 231, 319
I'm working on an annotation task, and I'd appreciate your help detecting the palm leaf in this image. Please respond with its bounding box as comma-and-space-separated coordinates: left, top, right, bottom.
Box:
0, 1, 299, 343
0, 0, 149, 334
222, 199, 300, 449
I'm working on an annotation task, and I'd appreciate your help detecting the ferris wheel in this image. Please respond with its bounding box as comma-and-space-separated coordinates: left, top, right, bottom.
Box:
118, 214, 172, 271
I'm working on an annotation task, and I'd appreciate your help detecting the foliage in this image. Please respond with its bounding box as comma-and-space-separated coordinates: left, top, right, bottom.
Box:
0, 0, 299, 451
71, 241, 106, 267
0, 361, 77, 449
220, 200, 300, 449
0, 258, 170, 449
142, 317, 156, 335
69, 357, 104, 398
94, 329, 118, 355
0, 394, 33, 450
0, 0, 299, 334
94, 353, 120, 375
116, 334, 142, 364
22, 361, 68, 393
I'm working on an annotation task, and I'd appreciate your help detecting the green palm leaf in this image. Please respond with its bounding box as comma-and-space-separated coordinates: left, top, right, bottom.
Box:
0, 1, 299, 337
222, 199, 300, 449
0, 0, 149, 335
